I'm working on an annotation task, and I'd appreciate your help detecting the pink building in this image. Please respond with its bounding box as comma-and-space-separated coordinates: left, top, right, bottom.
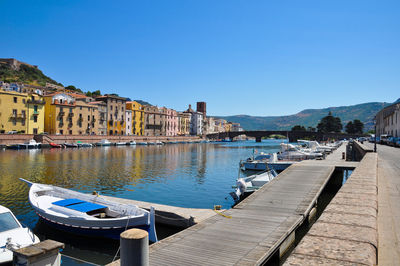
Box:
164, 108, 178, 136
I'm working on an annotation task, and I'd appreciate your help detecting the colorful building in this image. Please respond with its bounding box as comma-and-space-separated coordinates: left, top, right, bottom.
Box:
144, 105, 163, 136
95, 94, 127, 135
44, 93, 99, 135
178, 112, 191, 136
161, 107, 178, 136
0, 89, 45, 134
126, 101, 145, 136
125, 109, 132, 135
89, 101, 107, 135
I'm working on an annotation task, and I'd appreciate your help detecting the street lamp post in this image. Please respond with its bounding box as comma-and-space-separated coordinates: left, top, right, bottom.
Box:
374, 120, 377, 153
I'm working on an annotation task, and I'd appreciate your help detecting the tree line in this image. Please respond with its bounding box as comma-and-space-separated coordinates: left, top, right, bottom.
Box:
291, 112, 364, 134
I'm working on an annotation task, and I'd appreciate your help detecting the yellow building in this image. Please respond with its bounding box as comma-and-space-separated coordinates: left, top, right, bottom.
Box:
0, 89, 45, 134
44, 92, 99, 135
126, 101, 145, 136
178, 112, 191, 135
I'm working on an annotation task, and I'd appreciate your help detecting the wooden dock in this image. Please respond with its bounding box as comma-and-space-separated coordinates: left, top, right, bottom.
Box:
148, 144, 358, 265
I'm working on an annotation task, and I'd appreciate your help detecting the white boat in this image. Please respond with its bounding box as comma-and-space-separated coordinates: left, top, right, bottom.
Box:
241, 153, 276, 171
17, 139, 41, 149
297, 140, 333, 154
155, 140, 163, 145
128, 141, 136, 145
96, 139, 112, 146
278, 143, 323, 160
20, 179, 157, 242
230, 169, 278, 201
0, 205, 40, 264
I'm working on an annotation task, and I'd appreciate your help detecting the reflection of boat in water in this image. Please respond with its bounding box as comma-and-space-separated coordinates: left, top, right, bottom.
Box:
230, 169, 278, 202
0, 205, 40, 264
20, 179, 158, 242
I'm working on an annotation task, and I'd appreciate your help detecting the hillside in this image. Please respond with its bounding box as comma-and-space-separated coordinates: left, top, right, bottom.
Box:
0, 61, 61, 87
215, 101, 393, 132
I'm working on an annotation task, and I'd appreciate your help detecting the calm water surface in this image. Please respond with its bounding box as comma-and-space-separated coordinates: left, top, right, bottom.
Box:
0, 139, 285, 264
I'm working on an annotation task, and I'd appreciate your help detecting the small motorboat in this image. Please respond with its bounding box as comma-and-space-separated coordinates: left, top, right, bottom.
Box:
155, 140, 163, 145
0, 205, 40, 264
115, 142, 127, 146
96, 139, 112, 146
6, 144, 20, 150
18, 139, 41, 149
136, 142, 148, 145
20, 179, 157, 242
147, 142, 156, 145
128, 141, 136, 145
50, 142, 63, 148
77, 142, 93, 148
230, 169, 278, 202
64, 143, 78, 148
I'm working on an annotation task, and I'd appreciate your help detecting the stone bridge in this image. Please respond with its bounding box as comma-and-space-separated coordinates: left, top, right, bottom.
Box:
206, 130, 366, 142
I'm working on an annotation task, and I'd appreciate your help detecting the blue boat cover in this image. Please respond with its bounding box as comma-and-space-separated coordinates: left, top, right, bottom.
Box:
53, 198, 85, 207
53, 198, 106, 213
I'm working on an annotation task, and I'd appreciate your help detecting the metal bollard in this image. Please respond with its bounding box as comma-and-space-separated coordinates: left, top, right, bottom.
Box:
120, 229, 149, 266
342, 152, 345, 160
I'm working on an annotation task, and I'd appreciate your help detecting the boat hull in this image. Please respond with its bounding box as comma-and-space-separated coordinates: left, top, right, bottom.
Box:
37, 211, 150, 240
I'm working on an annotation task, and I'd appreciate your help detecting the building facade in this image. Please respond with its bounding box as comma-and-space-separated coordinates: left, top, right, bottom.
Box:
95, 95, 127, 135
376, 102, 400, 137
144, 105, 163, 136
177, 112, 191, 136
125, 110, 132, 135
162, 107, 178, 136
126, 101, 145, 136
44, 93, 99, 135
0, 90, 45, 134
89, 101, 107, 135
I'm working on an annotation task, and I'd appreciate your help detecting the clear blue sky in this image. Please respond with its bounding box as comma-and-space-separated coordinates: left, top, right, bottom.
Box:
1, 0, 399, 116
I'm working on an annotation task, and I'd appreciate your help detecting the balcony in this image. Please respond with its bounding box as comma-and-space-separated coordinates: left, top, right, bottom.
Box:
33, 110, 39, 115
17, 114, 26, 119
58, 112, 65, 117
27, 99, 45, 105
68, 113, 74, 117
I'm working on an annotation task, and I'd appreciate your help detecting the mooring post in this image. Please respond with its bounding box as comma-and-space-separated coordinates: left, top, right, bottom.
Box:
13, 239, 64, 266
120, 229, 149, 266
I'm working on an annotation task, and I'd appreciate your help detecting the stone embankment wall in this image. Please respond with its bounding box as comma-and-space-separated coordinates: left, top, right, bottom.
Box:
0, 134, 35, 145
284, 145, 377, 265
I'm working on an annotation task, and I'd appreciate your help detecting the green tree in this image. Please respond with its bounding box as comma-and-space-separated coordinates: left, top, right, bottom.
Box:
345, 121, 354, 133
353, 119, 364, 134
317, 112, 342, 133
291, 125, 306, 131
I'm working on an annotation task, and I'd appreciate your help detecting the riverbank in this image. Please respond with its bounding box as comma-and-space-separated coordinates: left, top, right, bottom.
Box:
0, 134, 202, 148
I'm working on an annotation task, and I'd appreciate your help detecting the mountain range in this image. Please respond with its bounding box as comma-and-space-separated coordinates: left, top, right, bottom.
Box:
214, 100, 397, 132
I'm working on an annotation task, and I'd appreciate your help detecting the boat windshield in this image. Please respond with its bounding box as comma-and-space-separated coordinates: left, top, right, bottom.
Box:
0, 212, 20, 232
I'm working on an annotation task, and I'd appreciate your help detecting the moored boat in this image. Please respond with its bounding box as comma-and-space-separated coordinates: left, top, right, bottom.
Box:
20, 179, 157, 242
128, 141, 136, 145
115, 142, 127, 146
230, 169, 278, 202
64, 143, 78, 148
96, 139, 112, 146
136, 141, 147, 145
50, 142, 63, 148
0, 205, 40, 264
19, 139, 41, 149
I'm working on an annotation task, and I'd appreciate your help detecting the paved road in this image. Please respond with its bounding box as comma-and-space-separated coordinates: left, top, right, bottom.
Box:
368, 143, 400, 265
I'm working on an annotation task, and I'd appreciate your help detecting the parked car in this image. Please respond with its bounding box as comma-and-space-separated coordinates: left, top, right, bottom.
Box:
388, 137, 399, 147
380, 134, 392, 145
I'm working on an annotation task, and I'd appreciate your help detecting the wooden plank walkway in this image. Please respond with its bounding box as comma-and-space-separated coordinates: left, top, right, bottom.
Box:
149, 144, 354, 265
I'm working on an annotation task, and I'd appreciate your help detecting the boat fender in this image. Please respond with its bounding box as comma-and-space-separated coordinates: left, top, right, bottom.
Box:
237, 179, 247, 194
92, 191, 98, 196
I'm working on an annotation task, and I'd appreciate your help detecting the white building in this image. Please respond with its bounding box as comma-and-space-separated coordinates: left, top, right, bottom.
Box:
376, 102, 400, 137
184, 104, 203, 136
125, 110, 132, 135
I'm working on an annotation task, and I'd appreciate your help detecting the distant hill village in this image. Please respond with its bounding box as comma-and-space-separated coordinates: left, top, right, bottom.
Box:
0, 58, 243, 136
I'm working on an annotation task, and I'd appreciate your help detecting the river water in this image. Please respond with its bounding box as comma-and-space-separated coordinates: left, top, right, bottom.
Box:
0, 139, 285, 265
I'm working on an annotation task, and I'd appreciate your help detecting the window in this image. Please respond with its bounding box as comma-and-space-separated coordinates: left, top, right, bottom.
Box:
69, 130, 72, 135
33, 128, 38, 134
0, 212, 20, 232
22, 99, 26, 104
60, 130, 63, 135
60, 107, 63, 112
13, 97, 17, 103
34, 116, 37, 123
110, 106, 113, 110
34, 105, 38, 112
69, 108, 73, 113
88, 115, 90, 121
80, 107, 82, 110
22, 110, 26, 118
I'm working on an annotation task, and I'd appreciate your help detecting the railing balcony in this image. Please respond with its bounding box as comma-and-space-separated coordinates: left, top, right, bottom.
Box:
17, 114, 26, 119
10, 113, 17, 118
68, 113, 74, 117
27, 99, 45, 105
58, 112, 65, 117
33, 110, 39, 115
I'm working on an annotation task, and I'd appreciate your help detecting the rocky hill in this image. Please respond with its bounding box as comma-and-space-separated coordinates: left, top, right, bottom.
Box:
215, 101, 394, 132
